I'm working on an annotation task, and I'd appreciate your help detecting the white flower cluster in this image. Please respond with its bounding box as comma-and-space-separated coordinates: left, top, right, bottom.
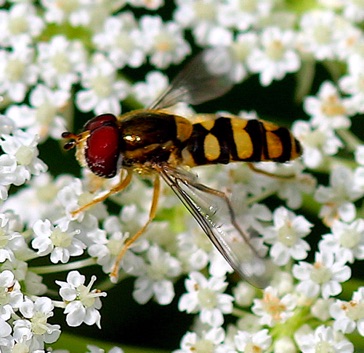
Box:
1, 0, 364, 352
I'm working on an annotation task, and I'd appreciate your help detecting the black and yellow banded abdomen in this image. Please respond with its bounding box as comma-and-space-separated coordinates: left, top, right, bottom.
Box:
181, 117, 301, 167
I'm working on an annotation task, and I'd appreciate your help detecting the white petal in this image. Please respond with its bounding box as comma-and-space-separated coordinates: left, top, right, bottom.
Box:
153, 280, 174, 305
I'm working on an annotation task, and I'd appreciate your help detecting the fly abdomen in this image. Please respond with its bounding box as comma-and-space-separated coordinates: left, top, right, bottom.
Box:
181, 117, 301, 167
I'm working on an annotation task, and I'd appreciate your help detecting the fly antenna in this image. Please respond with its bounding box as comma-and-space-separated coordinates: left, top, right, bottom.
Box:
62, 132, 78, 150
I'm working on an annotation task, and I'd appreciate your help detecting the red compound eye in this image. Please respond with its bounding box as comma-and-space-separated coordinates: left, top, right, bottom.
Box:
84, 113, 117, 132
84, 114, 121, 178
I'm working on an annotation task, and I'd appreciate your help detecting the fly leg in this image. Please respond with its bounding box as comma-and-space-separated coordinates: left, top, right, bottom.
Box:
71, 169, 133, 217
247, 162, 297, 179
110, 175, 160, 282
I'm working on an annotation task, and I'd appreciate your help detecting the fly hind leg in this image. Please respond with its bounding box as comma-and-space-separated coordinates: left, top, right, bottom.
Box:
247, 162, 297, 180
110, 175, 161, 283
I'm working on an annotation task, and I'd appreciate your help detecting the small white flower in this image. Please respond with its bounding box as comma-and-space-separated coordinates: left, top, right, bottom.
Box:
205, 30, 256, 83
270, 271, 295, 297
228, 32, 259, 83
178, 272, 233, 327
0, 3, 44, 47
292, 120, 343, 169
0, 269, 23, 318
0, 317, 12, 340
23, 270, 47, 296
232, 194, 272, 236
93, 12, 145, 69
133, 71, 169, 107
304, 81, 352, 130
206, 26, 233, 48
0, 154, 18, 199
13, 297, 61, 349
334, 23, 363, 61
317, 0, 344, 10
276, 167, 317, 210
177, 227, 211, 273
339, 54, 364, 114
0, 129, 47, 184
37, 35, 87, 91
208, 248, 235, 279
330, 287, 364, 335
315, 166, 363, 225
264, 207, 312, 266
293, 251, 351, 299
0, 213, 28, 263
234, 329, 272, 353
119, 203, 150, 239
87, 216, 138, 274
132, 245, 181, 305
41, 0, 102, 27
355, 145, 364, 166
56, 270, 107, 329
297, 10, 341, 60
0, 116, 15, 136
174, 327, 226, 353
174, 0, 220, 45
252, 286, 297, 326
296, 325, 354, 353
140, 15, 190, 69
87, 345, 124, 353
32, 219, 85, 264
311, 298, 335, 322
354, 164, 364, 192
128, 0, 164, 10
57, 177, 107, 220
273, 336, 296, 353
235, 314, 262, 335
1, 257, 28, 286
0, 40, 38, 103
342, 0, 364, 22
6, 85, 69, 141
217, 0, 273, 31
76, 54, 129, 115
247, 27, 300, 86
1, 173, 69, 226
320, 219, 364, 263
233, 282, 257, 308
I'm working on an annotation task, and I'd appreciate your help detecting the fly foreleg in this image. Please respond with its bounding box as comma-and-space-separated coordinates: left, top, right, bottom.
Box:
71, 169, 133, 217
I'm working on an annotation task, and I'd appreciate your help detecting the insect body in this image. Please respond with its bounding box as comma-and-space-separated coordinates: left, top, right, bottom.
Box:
63, 48, 302, 288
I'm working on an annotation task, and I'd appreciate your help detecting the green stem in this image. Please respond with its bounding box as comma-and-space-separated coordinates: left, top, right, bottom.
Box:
340, 278, 364, 300
231, 307, 253, 317
270, 305, 312, 339
295, 58, 316, 103
322, 60, 346, 83
337, 129, 364, 152
51, 331, 169, 353
30, 258, 97, 274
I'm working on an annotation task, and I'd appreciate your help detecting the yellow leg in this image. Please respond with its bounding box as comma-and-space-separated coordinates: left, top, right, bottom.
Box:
71, 169, 133, 217
110, 175, 161, 282
247, 162, 296, 180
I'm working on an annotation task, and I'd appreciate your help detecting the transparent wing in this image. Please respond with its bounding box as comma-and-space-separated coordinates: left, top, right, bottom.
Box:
159, 165, 275, 288
149, 47, 235, 110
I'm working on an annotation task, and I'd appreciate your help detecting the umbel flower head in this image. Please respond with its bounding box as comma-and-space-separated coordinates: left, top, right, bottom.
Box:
1, 1, 364, 352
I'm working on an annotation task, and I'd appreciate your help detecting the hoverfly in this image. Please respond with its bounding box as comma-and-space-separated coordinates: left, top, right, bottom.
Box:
62, 48, 302, 288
